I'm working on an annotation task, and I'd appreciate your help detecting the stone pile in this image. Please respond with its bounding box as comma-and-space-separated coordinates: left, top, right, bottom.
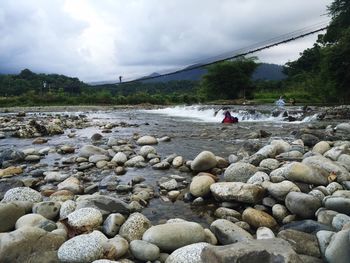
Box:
1, 111, 350, 262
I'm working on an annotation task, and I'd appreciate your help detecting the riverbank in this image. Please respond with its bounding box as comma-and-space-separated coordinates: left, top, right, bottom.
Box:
0, 106, 350, 262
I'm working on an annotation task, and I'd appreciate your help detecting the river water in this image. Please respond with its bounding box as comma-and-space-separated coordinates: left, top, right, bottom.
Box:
0, 104, 329, 226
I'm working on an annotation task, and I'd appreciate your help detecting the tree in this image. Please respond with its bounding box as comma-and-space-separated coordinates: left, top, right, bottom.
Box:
198, 58, 258, 101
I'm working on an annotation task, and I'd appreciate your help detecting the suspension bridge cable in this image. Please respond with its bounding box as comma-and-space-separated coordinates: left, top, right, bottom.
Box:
118, 22, 329, 84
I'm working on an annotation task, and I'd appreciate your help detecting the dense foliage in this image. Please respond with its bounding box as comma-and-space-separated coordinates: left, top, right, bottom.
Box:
198, 58, 258, 100
282, 0, 350, 103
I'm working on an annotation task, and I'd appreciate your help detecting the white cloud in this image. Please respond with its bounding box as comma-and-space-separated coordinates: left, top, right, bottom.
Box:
0, 0, 332, 81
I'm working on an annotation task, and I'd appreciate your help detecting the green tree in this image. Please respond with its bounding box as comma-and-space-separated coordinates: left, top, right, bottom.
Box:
198, 58, 258, 101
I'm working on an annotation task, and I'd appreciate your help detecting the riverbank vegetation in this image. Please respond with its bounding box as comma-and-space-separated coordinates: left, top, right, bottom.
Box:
0, 0, 348, 107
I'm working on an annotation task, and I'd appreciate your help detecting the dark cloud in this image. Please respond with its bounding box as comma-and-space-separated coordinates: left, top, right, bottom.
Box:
0, 0, 332, 81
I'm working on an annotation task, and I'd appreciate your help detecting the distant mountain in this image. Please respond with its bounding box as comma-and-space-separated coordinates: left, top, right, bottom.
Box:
252, 63, 286, 81
139, 63, 286, 83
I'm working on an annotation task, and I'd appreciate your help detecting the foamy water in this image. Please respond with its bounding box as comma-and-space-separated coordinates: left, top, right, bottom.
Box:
143, 105, 318, 123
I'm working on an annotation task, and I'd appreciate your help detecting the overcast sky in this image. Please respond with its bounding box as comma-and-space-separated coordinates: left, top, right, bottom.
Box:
0, 0, 332, 82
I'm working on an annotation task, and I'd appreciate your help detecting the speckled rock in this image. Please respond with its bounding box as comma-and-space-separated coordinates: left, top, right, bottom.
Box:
67, 207, 103, 231
224, 162, 257, 182
210, 182, 265, 204
57, 230, 107, 263
165, 242, 210, 263
130, 240, 160, 261
259, 158, 279, 170
2, 187, 42, 203
0, 203, 26, 232
246, 171, 270, 185
190, 151, 218, 172
59, 200, 76, 220
119, 212, 152, 241
0, 226, 65, 262
143, 221, 206, 252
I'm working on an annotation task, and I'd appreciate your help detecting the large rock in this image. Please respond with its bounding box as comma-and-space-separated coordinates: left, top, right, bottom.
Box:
285, 192, 322, 219
78, 145, 108, 158
277, 229, 321, 258
32, 201, 61, 220
0, 226, 65, 262
323, 196, 350, 215
325, 229, 350, 263
280, 220, 334, 234
224, 162, 257, 182
312, 141, 331, 155
263, 181, 300, 201
190, 151, 217, 172
15, 213, 57, 231
283, 162, 328, 185
142, 221, 206, 252
190, 175, 215, 197
67, 207, 103, 232
57, 230, 107, 263
303, 155, 350, 182
2, 187, 42, 203
0, 149, 25, 168
111, 152, 127, 165
136, 136, 158, 145
0, 203, 26, 232
210, 182, 265, 204
210, 219, 253, 245
130, 240, 160, 262
201, 238, 302, 263
165, 242, 210, 263
119, 212, 152, 242
242, 208, 278, 229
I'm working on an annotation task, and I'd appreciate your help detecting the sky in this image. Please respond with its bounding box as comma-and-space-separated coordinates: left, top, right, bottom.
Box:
0, 0, 333, 82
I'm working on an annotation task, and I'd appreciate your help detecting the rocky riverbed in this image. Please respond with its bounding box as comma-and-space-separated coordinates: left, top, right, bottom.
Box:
1, 105, 350, 263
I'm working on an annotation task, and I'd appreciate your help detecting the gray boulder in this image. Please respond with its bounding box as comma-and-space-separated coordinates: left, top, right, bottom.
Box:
201, 238, 302, 263
224, 162, 257, 182
210, 182, 265, 204
142, 221, 206, 252
0, 226, 64, 262
285, 192, 321, 219
0, 203, 26, 232
210, 219, 253, 245
191, 151, 217, 172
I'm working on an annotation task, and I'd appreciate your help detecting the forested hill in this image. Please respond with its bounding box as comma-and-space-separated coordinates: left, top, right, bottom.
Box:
140, 63, 285, 83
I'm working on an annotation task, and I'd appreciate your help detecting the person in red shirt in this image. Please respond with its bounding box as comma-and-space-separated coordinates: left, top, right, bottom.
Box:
222, 111, 238, 123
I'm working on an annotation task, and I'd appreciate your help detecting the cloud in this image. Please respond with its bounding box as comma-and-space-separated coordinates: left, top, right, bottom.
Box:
0, 0, 332, 81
